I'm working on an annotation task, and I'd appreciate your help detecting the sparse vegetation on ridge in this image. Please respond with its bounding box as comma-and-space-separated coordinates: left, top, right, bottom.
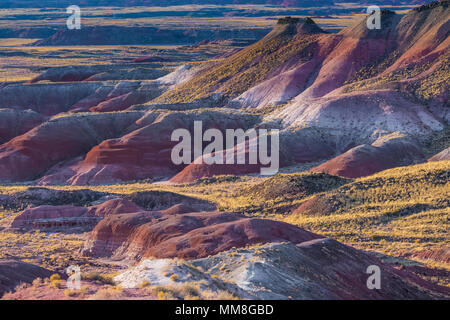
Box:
153, 23, 321, 104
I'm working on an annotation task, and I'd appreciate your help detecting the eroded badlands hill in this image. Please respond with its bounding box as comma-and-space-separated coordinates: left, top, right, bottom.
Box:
0, 2, 448, 185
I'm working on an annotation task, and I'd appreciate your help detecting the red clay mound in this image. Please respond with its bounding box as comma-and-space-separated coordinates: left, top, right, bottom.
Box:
160, 204, 197, 215
89, 198, 144, 217
40, 111, 258, 185
11, 198, 145, 230
171, 162, 262, 184
11, 205, 93, 229
69, 82, 140, 113
28, 67, 97, 83
311, 136, 424, 179
170, 143, 265, 184
81, 210, 323, 260
0, 260, 53, 297
48, 125, 180, 185
0, 113, 141, 182
429, 147, 450, 162
171, 137, 287, 184
0, 109, 46, 144
88, 83, 163, 112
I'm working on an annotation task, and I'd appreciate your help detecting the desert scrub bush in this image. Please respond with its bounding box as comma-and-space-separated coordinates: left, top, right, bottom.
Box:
80, 285, 91, 295
414, 55, 449, 101
343, 56, 436, 94
138, 279, 151, 288
150, 286, 177, 300
49, 274, 63, 289
157, 291, 171, 300
14, 282, 30, 292
32, 277, 44, 286
82, 272, 116, 285
179, 283, 201, 297
89, 287, 123, 300
50, 274, 61, 282
202, 290, 239, 300
64, 289, 80, 297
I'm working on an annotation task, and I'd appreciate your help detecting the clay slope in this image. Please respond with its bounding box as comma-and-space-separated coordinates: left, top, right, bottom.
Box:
0, 109, 46, 144
192, 241, 449, 300
38, 110, 259, 186
170, 126, 341, 183
0, 0, 335, 9
429, 147, 450, 162
114, 241, 449, 300
272, 2, 449, 129
170, 137, 284, 184
1, 3, 448, 186
311, 134, 425, 178
412, 246, 450, 264
0, 260, 53, 297
0, 82, 103, 116
2, 65, 193, 117
68, 81, 158, 113
81, 209, 323, 260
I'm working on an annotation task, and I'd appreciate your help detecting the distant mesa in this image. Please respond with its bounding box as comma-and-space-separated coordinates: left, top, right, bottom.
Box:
277, 16, 301, 25
31, 26, 270, 46
28, 66, 169, 84
28, 67, 97, 84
